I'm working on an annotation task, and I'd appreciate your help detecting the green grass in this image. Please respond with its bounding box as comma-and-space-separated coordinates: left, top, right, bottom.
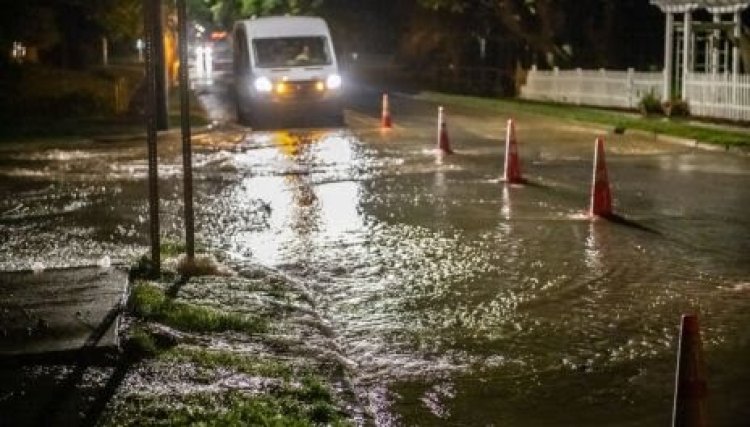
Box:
102, 348, 350, 426
102, 390, 351, 427
0, 64, 209, 142
128, 282, 268, 335
159, 240, 188, 258
161, 347, 294, 379
128, 239, 214, 280
419, 92, 750, 147
124, 326, 160, 358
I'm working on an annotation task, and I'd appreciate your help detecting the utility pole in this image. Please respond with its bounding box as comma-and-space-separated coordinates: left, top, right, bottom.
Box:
144, 0, 161, 274
150, 0, 169, 130
102, 37, 109, 67
177, 0, 195, 265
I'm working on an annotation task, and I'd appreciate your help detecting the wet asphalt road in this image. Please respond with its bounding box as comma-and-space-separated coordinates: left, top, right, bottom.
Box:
1, 76, 750, 425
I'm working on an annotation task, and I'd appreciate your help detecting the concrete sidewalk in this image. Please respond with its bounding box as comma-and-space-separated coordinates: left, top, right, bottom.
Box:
0, 267, 128, 358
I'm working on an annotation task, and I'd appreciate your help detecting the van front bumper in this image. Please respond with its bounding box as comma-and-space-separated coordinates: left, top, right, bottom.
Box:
248, 90, 343, 117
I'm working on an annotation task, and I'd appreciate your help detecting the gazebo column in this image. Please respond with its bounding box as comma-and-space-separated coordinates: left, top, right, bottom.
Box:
681, 10, 693, 98
663, 11, 675, 100
710, 13, 720, 74
733, 10, 741, 117
733, 10, 741, 75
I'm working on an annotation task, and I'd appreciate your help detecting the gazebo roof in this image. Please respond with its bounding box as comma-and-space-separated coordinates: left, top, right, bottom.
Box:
650, 0, 750, 13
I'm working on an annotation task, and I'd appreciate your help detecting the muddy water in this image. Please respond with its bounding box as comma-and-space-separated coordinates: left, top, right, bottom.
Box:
1, 98, 749, 425
222, 111, 750, 426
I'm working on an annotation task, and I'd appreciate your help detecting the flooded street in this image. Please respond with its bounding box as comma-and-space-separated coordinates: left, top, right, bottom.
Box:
1, 82, 749, 425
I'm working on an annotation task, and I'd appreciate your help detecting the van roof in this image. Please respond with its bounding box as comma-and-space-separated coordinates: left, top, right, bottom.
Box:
235, 16, 330, 39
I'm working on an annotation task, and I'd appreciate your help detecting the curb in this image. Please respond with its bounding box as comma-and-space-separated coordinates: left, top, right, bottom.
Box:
410, 91, 750, 156
629, 129, 750, 156
90, 124, 216, 143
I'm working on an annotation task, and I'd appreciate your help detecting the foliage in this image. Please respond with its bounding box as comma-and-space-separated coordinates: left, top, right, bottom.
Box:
18, 6, 62, 51
638, 92, 663, 116
0, 66, 141, 119
92, 0, 143, 42
160, 240, 188, 258
639, 94, 690, 118
102, 390, 350, 427
662, 99, 690, 118
128, 282, 269, 334
0, 0, 143, 66
122, 326, 160, 358
192, 0, 325, 28
161, 347, 294, 378
129, 255, 158, 281
413, 0, 662, 69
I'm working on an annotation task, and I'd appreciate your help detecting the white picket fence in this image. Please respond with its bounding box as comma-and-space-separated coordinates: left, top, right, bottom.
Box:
685, 72, 750, 121
520, 66, 750, 122
520, 66, 663, 109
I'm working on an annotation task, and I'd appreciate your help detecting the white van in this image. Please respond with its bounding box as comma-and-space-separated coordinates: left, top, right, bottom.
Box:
233, 16, 343, 127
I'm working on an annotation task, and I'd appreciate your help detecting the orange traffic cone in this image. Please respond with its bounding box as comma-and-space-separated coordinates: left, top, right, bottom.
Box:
504, 119, 523, 183
673, 314, 708, 427
437, 106, 453, 154
590, 137, 612, 217
381, 93, 392, 129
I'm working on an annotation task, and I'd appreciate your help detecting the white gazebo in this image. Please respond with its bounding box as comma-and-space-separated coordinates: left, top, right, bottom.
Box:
651, 0, 749, 100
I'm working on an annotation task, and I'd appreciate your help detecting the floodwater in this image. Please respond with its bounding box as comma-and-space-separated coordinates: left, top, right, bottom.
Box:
1, 87, 749, 425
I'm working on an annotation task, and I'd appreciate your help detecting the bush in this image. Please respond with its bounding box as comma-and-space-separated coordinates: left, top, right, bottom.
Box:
662, 99, 690, 118
0, 65, 143, 119
638, 92, 663, 116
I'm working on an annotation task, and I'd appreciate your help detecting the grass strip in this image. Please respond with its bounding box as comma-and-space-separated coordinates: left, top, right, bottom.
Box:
103, 390, 350, 427
161, 346, 294, 379
419, 92, 750, 147
129, 282, 268, 335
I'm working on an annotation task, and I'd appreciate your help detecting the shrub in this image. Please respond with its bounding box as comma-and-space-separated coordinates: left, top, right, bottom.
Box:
638, 92, 663, 116
0, 65, 142, 119
663, 99, 690, 118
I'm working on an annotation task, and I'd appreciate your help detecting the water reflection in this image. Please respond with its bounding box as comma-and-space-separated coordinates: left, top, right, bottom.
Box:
233, 130, 366, 265
501, 185, 511, 220
433, 169, 448, 223
584, 221, 609, 274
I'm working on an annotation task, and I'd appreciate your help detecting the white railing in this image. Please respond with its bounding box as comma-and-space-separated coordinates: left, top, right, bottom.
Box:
520, 66, 664, 109
520, 66, 750, 122
684, 72, 750, 121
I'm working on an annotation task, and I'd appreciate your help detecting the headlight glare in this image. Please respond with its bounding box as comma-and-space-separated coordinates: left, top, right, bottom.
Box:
254, 77, 273, 92
326, 74, 342, 90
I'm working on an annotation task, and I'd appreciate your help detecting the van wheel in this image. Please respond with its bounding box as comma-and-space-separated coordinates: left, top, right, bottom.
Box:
236, 102, 250, 126
247, 110, 267, 130
328, 110, 345, 128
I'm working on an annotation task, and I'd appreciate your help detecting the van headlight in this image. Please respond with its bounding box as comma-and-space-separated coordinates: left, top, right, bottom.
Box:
254, 77, 273, 93
326, 74, 342, 90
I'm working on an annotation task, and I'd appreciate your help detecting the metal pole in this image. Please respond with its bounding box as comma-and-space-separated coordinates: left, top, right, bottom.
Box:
144, 0, 161, 274
177, 0, 195, 262
152, 0, 169, 130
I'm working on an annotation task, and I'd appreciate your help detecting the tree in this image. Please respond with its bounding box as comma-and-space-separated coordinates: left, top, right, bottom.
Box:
0, 2, 61, 64
199, 0, 324, 28
416, 0, 662, 69
93, 0, 143, 43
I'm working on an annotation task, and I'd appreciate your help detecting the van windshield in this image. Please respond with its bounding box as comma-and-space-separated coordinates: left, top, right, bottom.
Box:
253, 36, 331, 68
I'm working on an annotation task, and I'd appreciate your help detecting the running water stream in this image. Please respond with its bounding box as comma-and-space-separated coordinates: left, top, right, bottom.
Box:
1, 98, 748, 425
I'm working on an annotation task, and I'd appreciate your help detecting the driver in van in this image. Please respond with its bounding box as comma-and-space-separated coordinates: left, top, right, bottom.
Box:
294, 45, 311, 62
